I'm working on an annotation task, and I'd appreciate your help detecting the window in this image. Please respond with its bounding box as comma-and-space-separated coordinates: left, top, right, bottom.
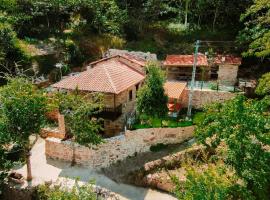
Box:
136, 83, 139, 91
129, 90, 133, 101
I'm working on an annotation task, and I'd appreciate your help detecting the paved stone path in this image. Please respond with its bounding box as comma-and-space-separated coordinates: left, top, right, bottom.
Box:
14, 137, 177, 200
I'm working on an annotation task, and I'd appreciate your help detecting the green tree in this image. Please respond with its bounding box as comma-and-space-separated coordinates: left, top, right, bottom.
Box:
0, 120, 12, 194
0, 0, 126, 37
255, 72, 270, 96
239, 0, 270, 58
0, 22, 30, 71
195, 95, 270, 199
136, 63, 168, 123
172, 162, 252, 200
0, 77, 47, 181
50, 92, 104, 145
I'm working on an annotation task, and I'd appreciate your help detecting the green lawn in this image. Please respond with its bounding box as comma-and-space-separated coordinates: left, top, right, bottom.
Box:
132, 117, 193, 129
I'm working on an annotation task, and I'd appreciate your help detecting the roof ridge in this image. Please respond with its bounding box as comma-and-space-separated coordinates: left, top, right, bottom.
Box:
102, 64, 117, 93
119, 54, 146, 66
118, 59, 145, 76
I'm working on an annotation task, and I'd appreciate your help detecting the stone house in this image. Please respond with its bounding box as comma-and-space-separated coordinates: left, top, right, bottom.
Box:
52, 54, 146, 136
213, 54, 242, 85
163, 54, 242, 85
163, 54, 210, 81
162, 54, 242, 112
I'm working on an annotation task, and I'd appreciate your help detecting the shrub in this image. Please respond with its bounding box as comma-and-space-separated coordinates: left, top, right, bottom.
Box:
36, 181, 97, 200
192, 112, 205, 125
172, 162, 254, 200
150, 143, 168, 152
167, 22, 188, 34
49, 92, 104, 145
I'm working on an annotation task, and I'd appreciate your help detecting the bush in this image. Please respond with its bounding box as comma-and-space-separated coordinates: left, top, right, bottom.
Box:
167, 22, 188, 34
172, 162, 253, 200
0, 22, 30, 68
36, 181, 97, 200
193, 112, 205, 125
150, 143, 168, 152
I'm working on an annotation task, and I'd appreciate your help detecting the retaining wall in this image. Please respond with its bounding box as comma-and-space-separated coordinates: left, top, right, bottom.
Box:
182, 89, 238, 108
45, 126, 194, 169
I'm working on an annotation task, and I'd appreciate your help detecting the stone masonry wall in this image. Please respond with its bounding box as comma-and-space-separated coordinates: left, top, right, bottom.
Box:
45, 126, 194, 169
103, 83, 143, 136
218, 64, 239, 85
182, 89, 237, 108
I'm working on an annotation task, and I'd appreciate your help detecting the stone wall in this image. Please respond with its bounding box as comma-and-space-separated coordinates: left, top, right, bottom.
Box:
105, 49, 157, 61
218, 64, 239, 85
182, 88, 237, 108
40, 114, 66, 139
45, 126, 194, 169
103, 83, 142, 136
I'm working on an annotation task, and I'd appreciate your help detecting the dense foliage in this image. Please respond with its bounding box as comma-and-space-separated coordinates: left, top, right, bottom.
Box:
195, 95, 270, 199
0, 22, 30, 73
49, 91, 104, 145
172, 162, 252, 200
37, 181, 97, 200
1, 0, 126, 37
136, 63, 168, 121
0, 77, 47, 180
239, 0, 270, 58
255, 72, 270, 96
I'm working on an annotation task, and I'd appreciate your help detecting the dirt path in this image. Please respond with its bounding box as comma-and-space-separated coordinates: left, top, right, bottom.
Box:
14, 137, 177, 200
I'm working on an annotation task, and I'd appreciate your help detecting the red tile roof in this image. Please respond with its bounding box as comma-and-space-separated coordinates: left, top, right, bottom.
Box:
164, 54, 208, 67
214, 55, 242, 65
52, 57, 145, 94
164, 81, 187, 99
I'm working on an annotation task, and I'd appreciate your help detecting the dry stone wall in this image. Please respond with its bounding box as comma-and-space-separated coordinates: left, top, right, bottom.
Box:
182, 89, 238, 108
45, 126, 194, 169
218, 64, 239, 85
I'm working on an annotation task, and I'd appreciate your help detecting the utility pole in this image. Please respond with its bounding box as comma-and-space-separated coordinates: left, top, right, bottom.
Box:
187, 40, 200, 119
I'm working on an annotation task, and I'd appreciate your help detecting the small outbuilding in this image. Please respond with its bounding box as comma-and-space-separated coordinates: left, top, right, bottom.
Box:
163, 54, 209, 81
214, 55, 242, 85
164, 81, 187, 115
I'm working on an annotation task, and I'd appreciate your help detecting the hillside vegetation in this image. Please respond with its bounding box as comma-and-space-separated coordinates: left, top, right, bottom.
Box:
0, 0, 269, 80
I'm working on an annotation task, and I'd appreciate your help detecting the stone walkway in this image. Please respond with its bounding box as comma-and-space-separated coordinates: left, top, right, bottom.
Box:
14, 137, 177, 200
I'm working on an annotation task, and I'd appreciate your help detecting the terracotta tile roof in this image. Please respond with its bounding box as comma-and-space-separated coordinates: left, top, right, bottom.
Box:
164, 81, 187, 99
214, 55, 242, 65
52, 57, 145, 94
164, 54, 208, 67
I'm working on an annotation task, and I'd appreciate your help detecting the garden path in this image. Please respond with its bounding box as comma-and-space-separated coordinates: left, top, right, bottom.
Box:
14, 137, 177, 200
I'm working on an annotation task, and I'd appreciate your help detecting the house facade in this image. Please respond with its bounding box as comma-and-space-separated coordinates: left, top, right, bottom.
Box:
164, 54, 210, 81
214, 55, 242, 85
162, 54, 242, 112
52, 55, 146, 136
163, 54, 242, 85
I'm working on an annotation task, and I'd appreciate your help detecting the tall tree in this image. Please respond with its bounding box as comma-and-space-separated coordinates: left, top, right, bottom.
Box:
137, 63, 168, 122
196, 96, 270, 199
255, 72, 270, 96
239, 0, 270, 58
0, 77, 47, 181
50, 91, 104, 146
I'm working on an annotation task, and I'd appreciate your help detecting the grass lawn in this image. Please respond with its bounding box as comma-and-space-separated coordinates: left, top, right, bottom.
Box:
132, 117, 193, 129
